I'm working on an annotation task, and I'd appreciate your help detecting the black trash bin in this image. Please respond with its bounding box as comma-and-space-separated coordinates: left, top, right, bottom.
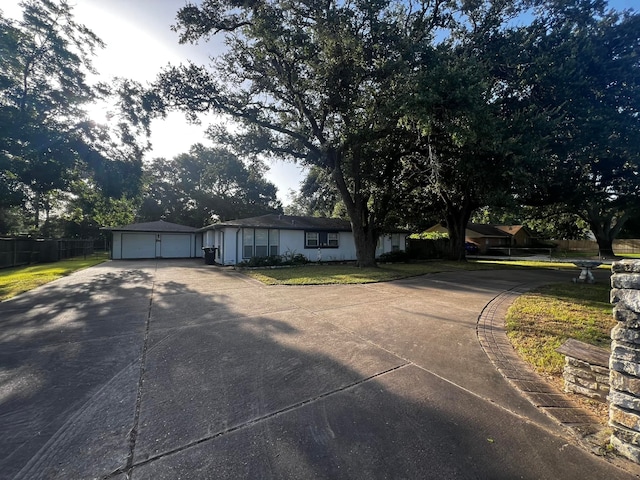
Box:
203, 247, 216, 265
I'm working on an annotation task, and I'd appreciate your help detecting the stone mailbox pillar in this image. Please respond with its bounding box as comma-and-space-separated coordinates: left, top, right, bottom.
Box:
610, 259, 640, 462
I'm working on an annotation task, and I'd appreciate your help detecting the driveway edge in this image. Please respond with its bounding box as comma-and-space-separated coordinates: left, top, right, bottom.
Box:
475, 283, 640, 475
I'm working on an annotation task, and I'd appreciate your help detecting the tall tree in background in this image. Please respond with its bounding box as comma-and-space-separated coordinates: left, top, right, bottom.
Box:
138, 144, 281, 227
148, 0, 450, 267
0, 0, 143, 235
284, 166, 342, 218
518, 0, 640, 256
396, 0, 545, 260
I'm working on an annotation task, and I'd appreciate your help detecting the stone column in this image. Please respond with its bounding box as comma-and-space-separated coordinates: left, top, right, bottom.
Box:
610, 259, 640, 462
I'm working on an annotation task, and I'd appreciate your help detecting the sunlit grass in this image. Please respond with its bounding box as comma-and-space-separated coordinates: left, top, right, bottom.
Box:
244, 261, 504, 285
243, 257, 604, 286
505, 282, 613, 375
0, 253, 108, 301
474, 258, 609, 270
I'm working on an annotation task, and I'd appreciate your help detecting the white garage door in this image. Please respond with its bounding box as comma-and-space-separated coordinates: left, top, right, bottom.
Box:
122, 233, 157, 259
160, 234, 192, 258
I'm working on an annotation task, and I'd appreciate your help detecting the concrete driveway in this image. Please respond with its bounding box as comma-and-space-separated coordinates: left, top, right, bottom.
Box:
0, 259, 636, 479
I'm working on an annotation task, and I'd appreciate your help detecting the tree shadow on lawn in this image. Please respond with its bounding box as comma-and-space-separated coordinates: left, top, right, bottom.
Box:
0, 261, 629, 480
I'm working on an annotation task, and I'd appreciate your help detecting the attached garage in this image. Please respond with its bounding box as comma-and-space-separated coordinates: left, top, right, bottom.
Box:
106, 220, 202, 260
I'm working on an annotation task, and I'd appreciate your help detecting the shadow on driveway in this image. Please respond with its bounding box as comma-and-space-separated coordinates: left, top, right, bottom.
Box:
0, 260, 633, 479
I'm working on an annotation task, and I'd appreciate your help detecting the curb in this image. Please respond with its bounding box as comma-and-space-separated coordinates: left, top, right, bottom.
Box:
476, 284, 605, 438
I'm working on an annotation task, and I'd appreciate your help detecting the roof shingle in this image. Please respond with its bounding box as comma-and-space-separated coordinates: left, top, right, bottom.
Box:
200, 214, 352, 232
105, 220, 198, 233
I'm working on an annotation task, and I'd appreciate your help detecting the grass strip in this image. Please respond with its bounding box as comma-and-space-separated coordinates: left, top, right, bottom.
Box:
243, 261, 505, 285
505, 282, 614, 375
0, 253, 109, 301
242, 258, 597, 286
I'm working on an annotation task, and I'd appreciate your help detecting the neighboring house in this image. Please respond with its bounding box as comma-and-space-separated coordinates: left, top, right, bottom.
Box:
105, 220, 202, 260
426, 223, 533, 253
200, 214, 408, 265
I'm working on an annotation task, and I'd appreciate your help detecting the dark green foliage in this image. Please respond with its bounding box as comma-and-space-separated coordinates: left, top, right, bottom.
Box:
376, 251, 410, 263
150, 0, 454, 267
0, 1, 144, 235
406, 238, 449, 260
237, 253, 308, 267
396, 0, 546, 261
138, 144, 282, 226
144, 0, 638, 262
514, 1, 640, 254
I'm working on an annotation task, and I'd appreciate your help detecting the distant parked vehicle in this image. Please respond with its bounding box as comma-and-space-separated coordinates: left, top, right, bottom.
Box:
465, 242, 480, 255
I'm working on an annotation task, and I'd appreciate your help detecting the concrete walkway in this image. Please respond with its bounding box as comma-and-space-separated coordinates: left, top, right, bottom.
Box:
0, 259, 637, 479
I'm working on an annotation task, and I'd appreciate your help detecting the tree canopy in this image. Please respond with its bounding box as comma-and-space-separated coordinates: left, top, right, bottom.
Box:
0, 0, 144, 236
138, 144, 281, 227
147, 0, 454, 266
130, 0, 640, 261
516, 1, 640, 256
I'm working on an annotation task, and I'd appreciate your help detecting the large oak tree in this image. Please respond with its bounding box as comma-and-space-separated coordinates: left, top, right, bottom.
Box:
148, 0, 450, 267
514, 0, 640, 256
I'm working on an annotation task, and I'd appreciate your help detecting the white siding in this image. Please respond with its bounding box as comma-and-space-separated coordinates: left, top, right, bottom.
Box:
207, 227, 407, 265
279, 230, 305, 259
281, 230, 357, 262
221, 227, 240, 265
376, 233, 409, 256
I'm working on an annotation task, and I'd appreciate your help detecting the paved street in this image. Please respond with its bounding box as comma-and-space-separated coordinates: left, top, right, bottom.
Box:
0, 259, 637, 479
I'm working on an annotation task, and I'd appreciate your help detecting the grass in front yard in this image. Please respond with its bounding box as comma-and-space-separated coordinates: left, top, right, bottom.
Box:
243, 257, 595, 286
505, 283, 614, 376
243, 261, 501, 285
0, 253, 109, 301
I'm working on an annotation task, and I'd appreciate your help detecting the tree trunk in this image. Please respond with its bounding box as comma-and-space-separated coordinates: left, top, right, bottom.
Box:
594, 234, 615, 259
351, 222, 378, 268
590, 217, 616, 258
330, 150, 379, 268
446, 214, 467, 261
585, 208, 630, 259
444, 199, 474, 262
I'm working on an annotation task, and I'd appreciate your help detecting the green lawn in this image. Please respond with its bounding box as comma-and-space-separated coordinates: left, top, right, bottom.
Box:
242, 258, 598, 285
505, 282, 614, 375
243, 261, 505, 285
0, 253, 109, 301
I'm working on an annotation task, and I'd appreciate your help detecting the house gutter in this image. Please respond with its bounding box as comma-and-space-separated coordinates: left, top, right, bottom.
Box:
235, 228, 241, 266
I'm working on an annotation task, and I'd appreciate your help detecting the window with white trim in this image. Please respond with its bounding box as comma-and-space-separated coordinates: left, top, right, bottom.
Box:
255, 229, 268, 257
391, 233, 401, 252
243, 230, 254, 258
305, 232, 319, 247
243, 228, 280, 258
305, 231, 339, 248
269, 229, 279, 256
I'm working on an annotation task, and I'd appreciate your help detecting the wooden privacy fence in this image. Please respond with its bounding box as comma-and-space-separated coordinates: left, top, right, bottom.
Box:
554, 239, 640, 255
0, 238, 95, 269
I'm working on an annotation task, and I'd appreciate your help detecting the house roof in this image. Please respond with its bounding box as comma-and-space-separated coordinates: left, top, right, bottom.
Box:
467, 223, 512, 238
427, 223, 528, 238
200, 214, 353, 232
104, 220, 198, 233
494, 225, 529, 236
